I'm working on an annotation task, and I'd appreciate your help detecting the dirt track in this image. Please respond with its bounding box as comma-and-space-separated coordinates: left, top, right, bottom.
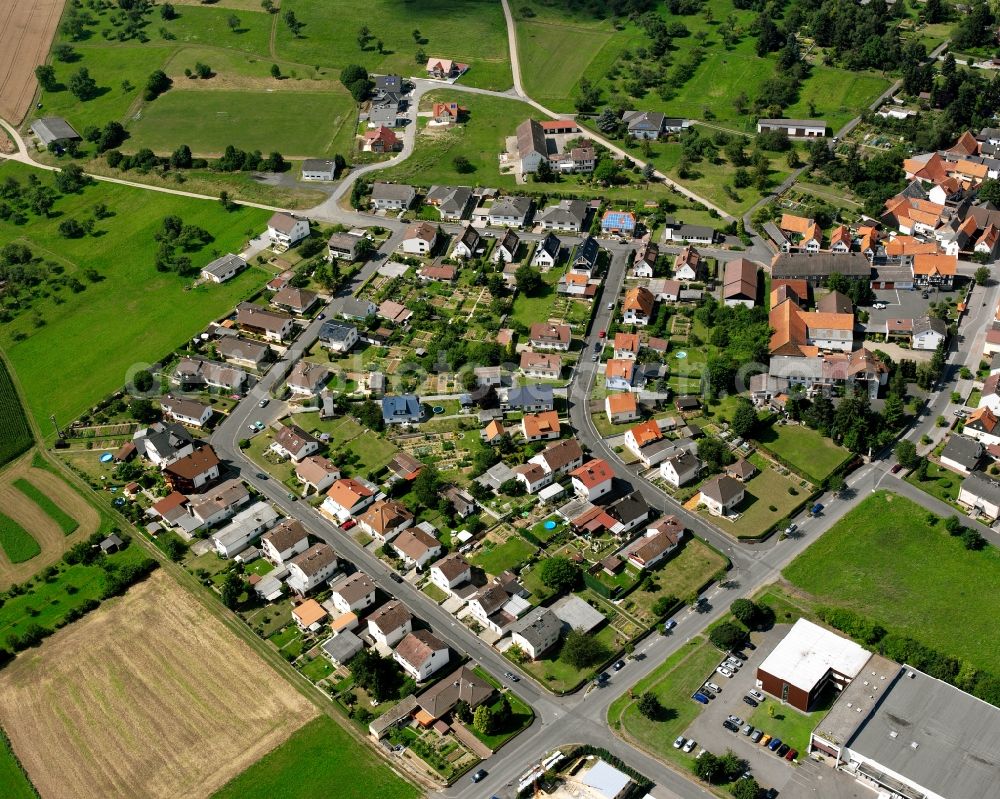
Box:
0, 570, 318, 799
0, 455, 98, 589
0, 0, 65, 124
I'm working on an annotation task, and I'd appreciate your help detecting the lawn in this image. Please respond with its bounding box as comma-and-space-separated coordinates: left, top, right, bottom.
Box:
470, 536, 537, 576
906, 461, 961, 506
627, 539, 728, 624
274, 0, 512, 91
0, 162, 270, 429
0, 732, 36, 799
212, 715, 420, 799
0, 360, 33, 468
128, 89, 358, 158
609, 635, 719, 767
705, 466, 806, 540
511, 265, 564, 328
517, 623, 620, 693
754, 423, 851, 484
782, 491, 1000, 672
470, 691, 535, 749
748, 698, 824, 755
0, 514, 40, 565
12, 478, 79, 535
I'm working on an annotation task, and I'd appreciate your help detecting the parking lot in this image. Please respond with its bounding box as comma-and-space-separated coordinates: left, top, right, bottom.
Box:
679, 626, 872, 798
864, 284, 953, 333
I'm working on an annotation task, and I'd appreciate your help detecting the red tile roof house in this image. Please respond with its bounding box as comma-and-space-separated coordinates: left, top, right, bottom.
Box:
431, 101, 466, 124
163, 445, 221, 493
363, 125, 401, 153
521, 410, 561, 442
529, 322, 571, 351
268, 424, 321, 462
570, 458, 614, 501
391, 527, 442, 570
357, 498, 415, 544
425, 57, 469, 80
418, 263, 457, 282
401, 221, 439, 256
321, 477, 377, 521
520, 350, 562, 379
623, 517, 685, 570
605, 392, 639, 424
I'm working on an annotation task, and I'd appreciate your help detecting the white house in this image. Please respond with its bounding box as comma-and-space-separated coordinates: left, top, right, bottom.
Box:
267, 212, 310, 252
295, 455, 341, 496
318, 321, 359, 354
159, 395, 213, 428
286, 361, 330, 397
493, 229, 520, 264
467, 576, 531, 635
367, 599, 413, 648
622, 287, 655, 326
200, 253, 246, 284
605, 393, 639, 424
430, 553, 471, 593
912, 316, 947, 351
302, 159, 337, 181
393, 630, 450, 681
269, 424, 321, 462
286, 543, 338, 595
622, 517, 685, 570
532, 233, 560, 269
402, 221, 438, 255
958, 471, 1000, 520
660, 450, 701, 488
370, 182, 416, 211
510, 607, 562, 660
699, 475, 745, 516
963, 406, 1000, 447
392, 527, 442, 570
329, 572, 377, 614
321, 477, 377, 521
212, 501, 279, 558
261, 519, 310, 565
570, 459, 614, 500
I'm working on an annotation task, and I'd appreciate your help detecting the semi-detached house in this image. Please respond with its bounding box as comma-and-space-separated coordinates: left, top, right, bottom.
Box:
286, 543, 338, 595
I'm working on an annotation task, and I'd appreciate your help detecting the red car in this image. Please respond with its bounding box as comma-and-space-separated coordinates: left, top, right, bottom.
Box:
341, 519, 357, 530
891, 464, 903, 474
598, 330, 606, 338
785, 748, 798, 761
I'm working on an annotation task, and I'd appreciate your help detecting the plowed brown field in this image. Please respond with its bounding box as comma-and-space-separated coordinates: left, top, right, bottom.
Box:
0, 0, 65, 124
0, 570, 318, 799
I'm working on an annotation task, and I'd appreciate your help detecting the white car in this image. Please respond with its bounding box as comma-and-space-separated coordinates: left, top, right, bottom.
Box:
747, 689, 765, 703
716, 665, 734, 678
673, 735, 685, 749
872, 301, 887, 310
704, 682, 722, 694
682, 739, 696, 753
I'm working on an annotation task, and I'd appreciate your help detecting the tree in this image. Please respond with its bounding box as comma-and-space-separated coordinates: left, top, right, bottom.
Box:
561, 629, 611, 669
638, 691, 664, 720
538, 557, 580, 593
227, 14, 241, 31
261, 0, 275, 11
473, 704, 495, 734
825, 474, 845, 495
283, 9, 304, 37
270, 63, 281, 79
133, 369, 154, 393
35, 65, 57, 92
55, 163, 88, 193
974, 266, 990, 286
96, 121, 128, 153
161, 3, 177, 20
709, 621, 747, 651
68, 67, 98, 101
453, 700, 472, 723
58, 219, 85, 238
697, 436, 731, 474
944, 515, 963, 536
194, 62, 212, 79
413, 463, 441, 507
730, 397, 757, 438
693, 751, 725, 783
730, 598, 759, 628
534, 158, 555, 183
515, 264, 543, 296
220, 571, 243, 609
144, 69, 172, 100
453, 155, 474, 173
357, 25, 372, 49
53, 43, 76, 62
652, 595, 678, 617
170, 144, 193, 169
730, 777, 759, 799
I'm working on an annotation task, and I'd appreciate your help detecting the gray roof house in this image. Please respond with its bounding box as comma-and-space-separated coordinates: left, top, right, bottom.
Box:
375, 74, 403, 94
382, 394, 423, 424
371, 182, 416, 210
200, 253, 246, 283
502, 384, 554, 412
536, 198, 588, 231
369, 103, 400, 128
622, 110, 665, 139
336, 296, 377, 320
425, 185, 473, 220
488, 196, 533, 227
30, 117, 81, 145
940, 436, 984, 473
510, 607, 563, 659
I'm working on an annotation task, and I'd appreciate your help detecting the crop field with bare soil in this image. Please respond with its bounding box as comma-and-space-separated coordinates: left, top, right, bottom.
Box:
0, 570, 318, 799
0, 0, 65, 123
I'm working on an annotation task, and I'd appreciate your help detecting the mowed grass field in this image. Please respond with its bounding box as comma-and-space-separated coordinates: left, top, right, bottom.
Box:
0, 360, 33, 468
275, 0, 512, 90
0, 162, 269, 429
0, 570, 319, 799
212, 716, 420, 799
130, 89, 357, 157
755, 423, 851, 484
0, 514, 39, 564
13, 478, 79, 535
782, 492, 1000, 672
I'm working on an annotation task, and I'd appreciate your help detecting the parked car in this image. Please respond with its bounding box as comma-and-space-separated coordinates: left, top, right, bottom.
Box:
607, 302, 615, 310
742, 724, 754, 736
759, 734, 772, 747
704, 682, 721, 694
598, 329, 606, 338
784, 523, 797, 534
764, 790, 778, 799
341, 519, 357, 530
872, 301, 887, 309
726, 715, 743, 726
785, 748, 798, 761
390, 572, 403, 584
776, 744, 790, 758
255, 472, 269, 480
594, 341, 602, 351
743, 696, 759, 708
750, 730, 763, 743
729, 651, 747, 661
692, 692, 710, 704
597, 672, 610, 684
318, 312, 325, 320
682, 739, 696, 753
471, 769, 487, 783
716, 666, 734, 678
591, 354, 599, 362
724, 657, 741, 668
747, 689, 765, 702
891, 463, 903, 473
722, 720, 739, 732
673, 736, 686, 749
768, 738, 783, 751
613, 660, 626, 671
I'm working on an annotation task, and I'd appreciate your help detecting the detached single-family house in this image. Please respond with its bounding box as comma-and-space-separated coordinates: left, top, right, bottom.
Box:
134, 422, 194, 467
286, 543, 338, 595
394, 630, 450, 681
699, 475, 745, 516
382, 394, 423, 425
605, 392, 639, 424
623, 517, 685, 570
622, 287, 655, 326
605, 358, 635, 392
295, 455, 341, 495
467, 574, 531, 635
329, 572, 377, 614
171, 357, 247, 392
215, 336, 271, 369
452, 224, 480, 259
521, 410, 561, 442
200, 253, 245, 284
261, 519, 309, 565
912, 315, 948, 350
370, 182, 416, 211
392, 527, 442, 570
673, 246, 702, 281
160, 395, 213, 428
632, 242, 658, 278
292, 599, 328, 632
488, 196, 532, 228
267, 212, 310, 252
322, 477, 377, 521
327, 233, 364, 261
318, 321, 358, 353
532, 233, 561, 269
614, 333, 640, 360
272, 286, 320, 316
493, 228, 520, 264
601, 210, 636, 237
963, 406, 1000, 447
510, 607, 562, 660
536, 199, 588, 232
940, 436, 984, 474
425, 57, 466, 79
502, 384, 554, 413
756, 118, 827, 138
163, 446, 221, 494
520, 351, 562, 379
236, 303, 295, 342
269, 424, 320, 462
425, 185, 472, 219
570, 458, 614, 500
402, 221, 438, 255
368, 600, 413, 648
622, 110, 665, 140
723, 259, 758, 308
958, 470, 1000, 520
660, 450, 701, 488
286, 361, 329, 396
363, 126, 401, 153
357, 499, 414, 543
529, 322, 571, 350
430, 553, 472, 593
